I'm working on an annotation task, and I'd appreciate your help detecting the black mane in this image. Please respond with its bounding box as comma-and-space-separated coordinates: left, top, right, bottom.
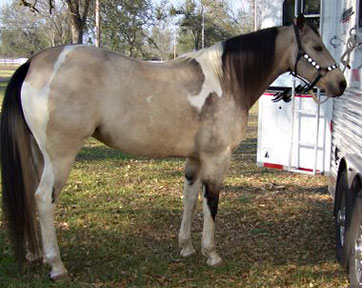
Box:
222, 27, 279, 107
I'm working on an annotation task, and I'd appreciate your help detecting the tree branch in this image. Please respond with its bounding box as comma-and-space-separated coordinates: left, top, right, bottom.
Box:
19, 0, 39, 13
19, 0, 55, 14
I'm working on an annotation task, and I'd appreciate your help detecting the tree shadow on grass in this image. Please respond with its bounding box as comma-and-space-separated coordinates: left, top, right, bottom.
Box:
76, 136, 257, 161
76, 146, 185, 166
56, 190, 340, 286
76, 145, 133, 162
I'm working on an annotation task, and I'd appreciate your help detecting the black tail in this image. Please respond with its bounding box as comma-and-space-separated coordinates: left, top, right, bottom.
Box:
1, 62, 41, 264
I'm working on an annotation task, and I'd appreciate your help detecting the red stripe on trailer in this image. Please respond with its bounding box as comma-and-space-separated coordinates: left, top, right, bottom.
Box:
263, 93, 313, 98
263, 163, 284, 169
298, 167, 313, 172
262, 162, 321, 173
295, 95, 313, 98
298, 167, 321, 173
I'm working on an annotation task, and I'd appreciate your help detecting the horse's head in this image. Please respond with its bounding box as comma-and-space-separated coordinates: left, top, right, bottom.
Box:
289, 14, 346, 97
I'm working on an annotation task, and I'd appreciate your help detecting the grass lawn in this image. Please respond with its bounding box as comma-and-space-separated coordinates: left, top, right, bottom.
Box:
0, 70, 15, 79
0, 66, 16, 78
0, 67, 15, 104
0, 103, 349, 287
0, 82, 7, 110
0, 82, 7, 99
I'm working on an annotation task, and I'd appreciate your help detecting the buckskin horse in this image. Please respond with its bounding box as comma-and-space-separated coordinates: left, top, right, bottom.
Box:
1, 15, 346, 280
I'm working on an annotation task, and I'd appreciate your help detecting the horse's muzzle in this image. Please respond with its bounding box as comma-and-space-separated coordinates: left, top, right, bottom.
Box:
327, 79, 347, 97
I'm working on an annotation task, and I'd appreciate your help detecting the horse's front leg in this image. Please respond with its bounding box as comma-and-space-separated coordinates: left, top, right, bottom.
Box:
201, 181, 222, 266
179, 158, 201, 257
200, 152, 230, 266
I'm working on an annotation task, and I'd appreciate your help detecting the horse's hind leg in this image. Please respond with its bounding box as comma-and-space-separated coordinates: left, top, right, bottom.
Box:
35, 145, 82, 280
25, 137, 44, 263
179, 158, 201, 257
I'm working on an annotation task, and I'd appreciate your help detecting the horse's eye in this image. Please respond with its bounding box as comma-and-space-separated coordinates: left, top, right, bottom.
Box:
314, 46, 323, 52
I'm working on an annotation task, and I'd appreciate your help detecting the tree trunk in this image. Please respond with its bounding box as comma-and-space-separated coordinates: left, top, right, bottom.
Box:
65, 0, 91, 44
69, 15, 83, 44
95, 0, 101, 47
192, 31, 199, 51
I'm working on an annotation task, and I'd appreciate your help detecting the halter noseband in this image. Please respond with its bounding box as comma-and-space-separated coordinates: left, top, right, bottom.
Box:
273, 25, 339, 103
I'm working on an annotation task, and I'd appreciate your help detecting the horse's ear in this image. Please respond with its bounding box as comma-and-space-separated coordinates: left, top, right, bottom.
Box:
294, 14, 306, 32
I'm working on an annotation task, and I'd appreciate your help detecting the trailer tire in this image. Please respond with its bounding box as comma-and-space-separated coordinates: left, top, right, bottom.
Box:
348, 191, 362, 287
335, 170, 353, 268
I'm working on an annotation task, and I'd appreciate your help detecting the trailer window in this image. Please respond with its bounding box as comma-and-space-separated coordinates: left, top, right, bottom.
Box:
359, 0, 362, 27
303, 0, 319, 15
283, 0, 320, 28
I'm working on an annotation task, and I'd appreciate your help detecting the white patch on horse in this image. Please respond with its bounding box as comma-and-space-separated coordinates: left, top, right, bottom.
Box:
21, 46, 77, 148
146, 95, 154, 103
187, 42, 223, 112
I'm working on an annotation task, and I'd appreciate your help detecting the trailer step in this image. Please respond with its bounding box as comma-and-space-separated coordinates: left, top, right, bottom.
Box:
292, 109, 325, 117
290, 140, 323, 148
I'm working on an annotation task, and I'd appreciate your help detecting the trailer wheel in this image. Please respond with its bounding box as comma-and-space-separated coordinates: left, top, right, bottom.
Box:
348, 192, 362, 287
335, 170, 353, 268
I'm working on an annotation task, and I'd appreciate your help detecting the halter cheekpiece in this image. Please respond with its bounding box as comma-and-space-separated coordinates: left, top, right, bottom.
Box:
273, 24, 339, 103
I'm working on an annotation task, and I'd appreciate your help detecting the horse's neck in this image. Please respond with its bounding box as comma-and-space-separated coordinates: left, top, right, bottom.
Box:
243, 26, 293, 109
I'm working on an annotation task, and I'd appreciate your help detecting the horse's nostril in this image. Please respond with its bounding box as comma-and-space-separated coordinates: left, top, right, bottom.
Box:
339, 80, 347, 91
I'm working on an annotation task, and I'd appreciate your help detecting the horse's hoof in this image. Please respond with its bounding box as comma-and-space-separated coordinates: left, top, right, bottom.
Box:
49, 270, 70, 282
180, 245, 196, 258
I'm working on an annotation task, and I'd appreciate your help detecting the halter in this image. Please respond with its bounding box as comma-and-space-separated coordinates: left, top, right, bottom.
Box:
273, 25, 339, 103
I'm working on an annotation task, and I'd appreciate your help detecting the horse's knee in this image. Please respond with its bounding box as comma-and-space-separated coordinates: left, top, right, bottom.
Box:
185, 170, 196, 186
184, 159, 201, 186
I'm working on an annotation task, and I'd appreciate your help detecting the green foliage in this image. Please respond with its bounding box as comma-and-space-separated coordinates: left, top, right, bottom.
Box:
100, 0, 154, 58
0, 1, 71, 57
1, 0, 257, 59
144, 0, 174, 61
0, 4, 47, 57
172, 0, 240, 53
146, 24, 173, 61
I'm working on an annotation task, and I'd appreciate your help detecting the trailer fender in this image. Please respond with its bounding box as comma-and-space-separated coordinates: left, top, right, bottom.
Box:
344, 154, 362, 190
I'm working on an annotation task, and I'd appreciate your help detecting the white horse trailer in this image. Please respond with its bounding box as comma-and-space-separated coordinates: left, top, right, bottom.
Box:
257, 0, 362, 286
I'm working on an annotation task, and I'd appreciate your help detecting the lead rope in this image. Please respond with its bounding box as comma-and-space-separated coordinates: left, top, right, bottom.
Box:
340, 27, 362, 72
314, 27, 361, 104
311, 89, 329, 105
